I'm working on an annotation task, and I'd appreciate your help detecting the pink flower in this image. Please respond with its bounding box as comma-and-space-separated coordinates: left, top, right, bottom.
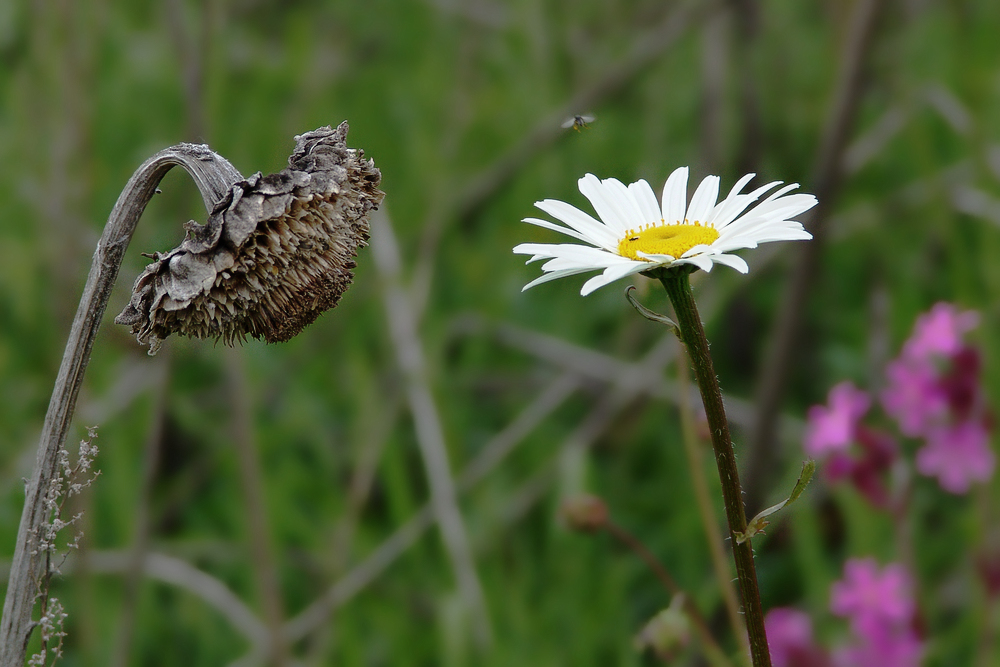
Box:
765, 608, 830, 667
903, 302, 978, 362
845, 427, 899, 508
939, 347, 982, 420
805, 382, 871, 457
915, 420, 995, 494
832, 627, 923, 667
830, 558, 915, 638
880, 358, 947, 438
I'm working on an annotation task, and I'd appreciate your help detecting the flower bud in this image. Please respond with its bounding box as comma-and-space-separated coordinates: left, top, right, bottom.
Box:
634, 596, 691, 661
559, 493, 608, 532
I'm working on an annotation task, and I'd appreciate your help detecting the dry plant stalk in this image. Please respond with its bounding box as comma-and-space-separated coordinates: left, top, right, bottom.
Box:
0, 122, 381, 667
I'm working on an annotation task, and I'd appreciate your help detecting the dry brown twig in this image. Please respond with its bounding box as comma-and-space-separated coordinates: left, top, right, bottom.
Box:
369, 209, 494, 648
745, 0, 884, 512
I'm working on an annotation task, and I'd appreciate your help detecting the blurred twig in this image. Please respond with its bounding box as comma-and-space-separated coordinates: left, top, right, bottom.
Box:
699, 12, 729, 170
727, 0, 763, 175
603, 519, 735, 667
472, 318, 805, 437
225, 349, 291, 667
745, 0, 884, 513
84, 551, 269, 654
453, 0, 712, 226
369, 209, 493, 649
676, 346, 748, 664
283, 370, 580, 644
485, 337, 677, 534
304, 383, 403, 663
110, 351, 172, 667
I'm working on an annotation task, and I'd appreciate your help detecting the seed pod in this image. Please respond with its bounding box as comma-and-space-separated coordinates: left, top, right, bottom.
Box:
559, 493, 609, 532
115, 122, 384, 353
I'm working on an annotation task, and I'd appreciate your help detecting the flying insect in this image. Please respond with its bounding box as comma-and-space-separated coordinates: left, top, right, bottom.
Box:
562, 114, 595, 132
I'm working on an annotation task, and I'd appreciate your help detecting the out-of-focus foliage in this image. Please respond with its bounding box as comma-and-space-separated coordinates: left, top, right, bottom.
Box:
1, 0, 999, 665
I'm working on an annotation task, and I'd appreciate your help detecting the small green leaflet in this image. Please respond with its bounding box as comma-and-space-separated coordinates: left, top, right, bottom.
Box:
625, 286, 681, 339
734, 459, 815, 545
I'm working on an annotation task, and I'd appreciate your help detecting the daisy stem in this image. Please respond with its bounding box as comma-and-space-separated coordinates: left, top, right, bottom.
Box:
655, 266, 771, 667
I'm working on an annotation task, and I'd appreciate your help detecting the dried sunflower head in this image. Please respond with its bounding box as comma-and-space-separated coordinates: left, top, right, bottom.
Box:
115, 122, 384, 354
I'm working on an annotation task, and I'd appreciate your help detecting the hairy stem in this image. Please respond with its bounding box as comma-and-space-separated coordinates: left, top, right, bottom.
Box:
656, 267, 771, 667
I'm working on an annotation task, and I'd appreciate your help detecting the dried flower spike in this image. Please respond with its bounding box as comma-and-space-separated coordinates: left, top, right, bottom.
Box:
115, 122, 384, 353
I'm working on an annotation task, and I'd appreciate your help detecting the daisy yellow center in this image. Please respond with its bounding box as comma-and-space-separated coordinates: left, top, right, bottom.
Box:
617, 222, 720, 261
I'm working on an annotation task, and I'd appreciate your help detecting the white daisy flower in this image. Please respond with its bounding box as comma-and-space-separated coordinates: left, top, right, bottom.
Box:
513, 167, 817, 295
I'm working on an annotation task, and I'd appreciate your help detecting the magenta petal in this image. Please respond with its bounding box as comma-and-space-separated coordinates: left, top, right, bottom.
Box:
804, 382, 870, 457
916, 420, 995, 494
880, 358, 947, 437
903, 302, 979, 362
830, 558, 915, 637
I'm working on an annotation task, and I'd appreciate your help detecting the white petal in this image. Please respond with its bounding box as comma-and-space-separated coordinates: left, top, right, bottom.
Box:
602, 177, 646, 229
523, 217, 592, 245
679, 243, 714, 258
578, 174, 631, 235
676, 255, 714, 272
635, 251, 676, 263
579, 262, 649, 295
686, 175, 720, 224
522, 267, 597, 291
708, 253, 749, 273
628, 179, 662, 224
720, 209, 813, 241
534, 199, 620, 249
541, 248, 631, 272
512, 242, 576, 257
725, 172, 757, 199
747, 193, 817, 221
661, 167, 689, 224
708, 177, 780, 228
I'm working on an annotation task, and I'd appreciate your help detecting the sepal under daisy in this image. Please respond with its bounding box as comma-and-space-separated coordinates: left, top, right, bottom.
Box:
513, 168, 817, 295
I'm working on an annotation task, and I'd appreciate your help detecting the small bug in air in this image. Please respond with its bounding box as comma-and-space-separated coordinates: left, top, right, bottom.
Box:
562, 114, 595, 132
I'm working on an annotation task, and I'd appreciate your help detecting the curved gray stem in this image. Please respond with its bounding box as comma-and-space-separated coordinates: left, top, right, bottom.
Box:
0, 144, 242, 666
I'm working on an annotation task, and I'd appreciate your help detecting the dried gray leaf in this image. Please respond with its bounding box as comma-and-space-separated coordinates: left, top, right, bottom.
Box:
115, 122, 384, 353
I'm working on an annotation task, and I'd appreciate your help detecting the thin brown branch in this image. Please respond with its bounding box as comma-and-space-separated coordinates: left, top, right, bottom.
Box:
604, 520, 735, 667
471, 317, 805, 437
110, 351, 171, 667
676, 346, 748, 663
83, 550, 269, 651
728, 0, 763, 175
369, 209, 493, 648
282, 370, 581, 645
745, 0, 884, 513
225, 349, 290, 667
482, 337, 676, 537
454, 0, 711, 226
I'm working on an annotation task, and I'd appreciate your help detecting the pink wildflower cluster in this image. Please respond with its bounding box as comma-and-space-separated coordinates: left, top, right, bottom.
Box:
766, 559, 922, 667
830, 558, 923, 667
881, 303, 993, 494
804, 303, 994, 497
765, 608, 830, 667
803, 381, 897, 506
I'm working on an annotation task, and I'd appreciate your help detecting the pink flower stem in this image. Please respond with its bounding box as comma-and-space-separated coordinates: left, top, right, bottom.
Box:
655, 266, 771, 667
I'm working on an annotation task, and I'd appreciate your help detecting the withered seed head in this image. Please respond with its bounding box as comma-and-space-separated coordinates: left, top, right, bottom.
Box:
116, 122, 384, 354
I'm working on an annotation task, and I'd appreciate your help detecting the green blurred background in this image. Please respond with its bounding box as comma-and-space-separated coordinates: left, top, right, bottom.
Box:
1, 0, 999, 664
